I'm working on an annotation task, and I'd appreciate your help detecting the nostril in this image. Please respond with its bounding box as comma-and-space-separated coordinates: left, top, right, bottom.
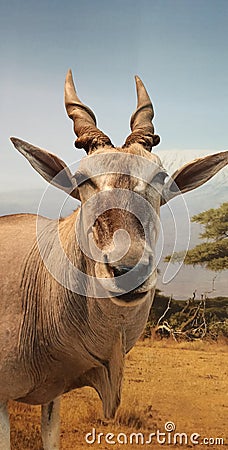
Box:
110, 262, 151, 278
135, 263, 150, 278
111, 265, 134, 277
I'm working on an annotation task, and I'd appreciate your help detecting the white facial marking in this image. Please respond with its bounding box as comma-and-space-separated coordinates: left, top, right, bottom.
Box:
102, 185, 113, 191
134, 180, 146, 193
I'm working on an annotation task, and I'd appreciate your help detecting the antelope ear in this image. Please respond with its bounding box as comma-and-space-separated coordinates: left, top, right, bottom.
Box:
10, 137, 80, 200
161, 151, 228, 205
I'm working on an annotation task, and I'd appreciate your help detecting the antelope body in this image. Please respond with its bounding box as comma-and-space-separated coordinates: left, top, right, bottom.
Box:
0, 70, 227, 449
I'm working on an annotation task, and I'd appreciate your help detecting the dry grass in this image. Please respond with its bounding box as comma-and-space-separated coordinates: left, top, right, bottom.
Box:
145, 335, 228, 351
9, 340, 228, 449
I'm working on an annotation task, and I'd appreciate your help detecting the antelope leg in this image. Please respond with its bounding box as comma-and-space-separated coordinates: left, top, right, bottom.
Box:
41, 398, 60, 450
0, 402, 10, 450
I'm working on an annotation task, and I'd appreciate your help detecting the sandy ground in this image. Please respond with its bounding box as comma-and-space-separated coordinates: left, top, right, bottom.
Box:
9, 340, 228, 449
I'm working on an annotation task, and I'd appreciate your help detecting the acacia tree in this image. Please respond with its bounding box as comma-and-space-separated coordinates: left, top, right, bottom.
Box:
161, 203, 227, 340
165, 202, 228, 271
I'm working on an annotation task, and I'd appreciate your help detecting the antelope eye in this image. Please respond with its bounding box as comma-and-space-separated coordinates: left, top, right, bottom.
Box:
74, 171, 96, 188
74, 171, 87, 186
151, 171, 168, 184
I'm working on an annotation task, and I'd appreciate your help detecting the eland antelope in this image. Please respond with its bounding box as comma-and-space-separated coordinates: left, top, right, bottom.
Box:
0, 70, 227, 449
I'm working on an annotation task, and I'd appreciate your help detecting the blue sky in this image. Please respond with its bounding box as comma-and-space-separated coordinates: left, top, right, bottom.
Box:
1, 0, 228, 192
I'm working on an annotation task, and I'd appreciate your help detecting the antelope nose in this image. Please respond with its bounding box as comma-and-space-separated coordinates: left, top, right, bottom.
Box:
112, 265, 134, 277
110, 260, 152, 292
132, 263, 151, 280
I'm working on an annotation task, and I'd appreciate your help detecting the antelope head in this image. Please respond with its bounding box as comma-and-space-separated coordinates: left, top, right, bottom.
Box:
11, 71, 228, 306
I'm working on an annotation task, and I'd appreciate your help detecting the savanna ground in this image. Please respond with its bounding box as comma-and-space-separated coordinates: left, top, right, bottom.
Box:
9, 339, 228, 449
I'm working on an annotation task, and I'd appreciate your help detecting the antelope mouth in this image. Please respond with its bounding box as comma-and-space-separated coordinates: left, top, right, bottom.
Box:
94, 261, 156, 305
108, 288, 150, 307
111, 290, 148, 303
